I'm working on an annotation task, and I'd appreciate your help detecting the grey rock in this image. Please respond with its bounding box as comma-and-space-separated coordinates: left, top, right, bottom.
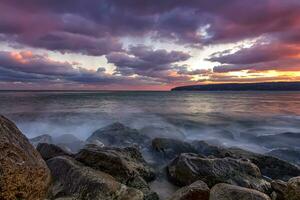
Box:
152, 138, 197, 159
86, 122, 151, 148
167, 153, 271, 194
267, 148, 300, 166
30, 134, 53, 147
192, 141, 300, 181
47, 156, 144, 200
75, 145, 158, 200
37, 143, 72, 160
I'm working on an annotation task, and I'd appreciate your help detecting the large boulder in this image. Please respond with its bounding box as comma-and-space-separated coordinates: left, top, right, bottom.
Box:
37, 143, 72, 160
75, 145, 158, 200
285, 176, 300, 200
167, 153, 271, 193
140, 126, 185, 140
267, 148, 300, 166
47, 156, 143, 200
270, 180, 287, 200
53, 134, 85, 153
29, 134, 53, 147
191, 140, 226, 157
250, 132, 300, 149
168, 180, 209, 200
210, 183, 271, 200
0, 115, 51, 200
86, 122, 151, 148
152, 138, 197, 159
222, 148, 300, 181
193, 141, 300, 181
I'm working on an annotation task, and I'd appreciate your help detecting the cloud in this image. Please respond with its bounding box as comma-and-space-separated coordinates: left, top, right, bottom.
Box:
106, 45, 191, 81
1, 0, 300, 53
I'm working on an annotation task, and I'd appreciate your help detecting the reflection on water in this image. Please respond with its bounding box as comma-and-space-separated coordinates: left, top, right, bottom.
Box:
0, 91, 300, 153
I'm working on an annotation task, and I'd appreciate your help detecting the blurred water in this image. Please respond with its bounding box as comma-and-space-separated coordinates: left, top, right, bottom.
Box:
1, 91, 300, 152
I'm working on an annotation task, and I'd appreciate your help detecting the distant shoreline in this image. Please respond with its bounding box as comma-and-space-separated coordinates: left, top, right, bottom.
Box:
171, 82, 300, 91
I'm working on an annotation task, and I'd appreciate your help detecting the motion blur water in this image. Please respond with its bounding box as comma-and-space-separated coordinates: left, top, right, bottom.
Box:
1, 91, 300, 153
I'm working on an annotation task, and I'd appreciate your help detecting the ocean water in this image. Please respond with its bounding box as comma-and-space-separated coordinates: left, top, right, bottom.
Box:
1, 91, 300, 153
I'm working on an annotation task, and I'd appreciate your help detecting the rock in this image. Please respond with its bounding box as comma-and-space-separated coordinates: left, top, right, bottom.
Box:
29, 134, 53, 147
86, 122, 151, 148
86, 139, 105, 147
152, 138, 197, 159
37, 143, 72, 160
191, 140, 225, 157
253, 132, 300, 149
0, 115, 51, 200
192, 141, 300, 181
140, 126, 185, 140
75, 145, 158, 199
53, 134, 85, 153
210, 183, 271, 200
47, 156, 143, 200
285, 176, 300, 200
167, 153, 271, 193
271, 180, 287, 200
168, 180, 209, 200
267, 148, 300, 166
222, 148, 300, 181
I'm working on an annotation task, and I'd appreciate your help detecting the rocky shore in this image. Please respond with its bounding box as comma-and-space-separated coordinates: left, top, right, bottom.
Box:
0, 115, 300, 200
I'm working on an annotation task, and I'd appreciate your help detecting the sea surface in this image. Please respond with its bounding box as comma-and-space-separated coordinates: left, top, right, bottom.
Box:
1, 90, 300, 153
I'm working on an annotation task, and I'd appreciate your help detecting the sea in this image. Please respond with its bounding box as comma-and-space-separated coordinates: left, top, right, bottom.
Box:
1, 90, 300, 153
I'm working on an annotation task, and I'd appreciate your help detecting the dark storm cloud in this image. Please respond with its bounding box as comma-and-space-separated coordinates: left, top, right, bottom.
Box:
1, 0, 300, 53
210, 42, 300, 73
1, 0, 300, 88
106, 45, 191, 79
0, 51, 145, 85
0, 50, 193, 87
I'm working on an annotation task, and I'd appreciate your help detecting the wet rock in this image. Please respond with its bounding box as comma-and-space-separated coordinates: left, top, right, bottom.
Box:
29, 134, 53, 147
285, 176, 300, 200
210, 183, 271, 200
167, 153, 271, 193
86, 122, 151, 148
152, 138, 197, 159
0, 115, 51, 200
140, 126, 185, 140
222, 148, 300, 181
168, 180, 209, 200
75, 145, 158, 199
192, 141, 300, 181
267, 148, 300, 166
253, 132, 300, 149
37, 143, 72, 160
271, 180, 287, 200
54, 134, 85, 153
191, 140, 225, 157
47, 156, 143, 200
86, 139, 105, 147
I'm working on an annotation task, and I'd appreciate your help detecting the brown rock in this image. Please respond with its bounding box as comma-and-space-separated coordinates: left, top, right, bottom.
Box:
168, 180, 209, 200
210, 183, 271, 200
37, 143, 72, 160
285, 176, 300, 200
271, 180, 287, 200
0, 115, 51, 200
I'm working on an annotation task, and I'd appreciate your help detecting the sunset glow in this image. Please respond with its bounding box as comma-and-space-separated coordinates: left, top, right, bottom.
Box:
1, 0, 300, 90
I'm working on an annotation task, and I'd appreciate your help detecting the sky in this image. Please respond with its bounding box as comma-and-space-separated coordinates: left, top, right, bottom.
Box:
1, 0, 300, 90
